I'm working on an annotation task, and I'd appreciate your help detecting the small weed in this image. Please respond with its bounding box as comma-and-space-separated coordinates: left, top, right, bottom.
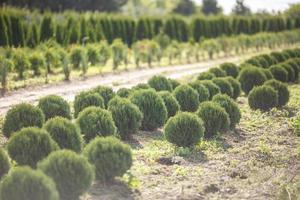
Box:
258, 140, 272, 156
122, 171, 141, 189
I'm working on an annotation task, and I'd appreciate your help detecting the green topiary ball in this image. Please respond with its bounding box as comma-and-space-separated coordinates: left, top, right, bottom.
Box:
238, 66, 267, 95
208, 67, 226, 77
264, 79, 289, 107
158, 91, 180, 119
92, 86, 115, 108
83, 136, 132, 181
116, 88, 132, 98
74, 91, 105, 118
44, 117, 83, 153
0, 148, 10, 179
164, 112, 204, 147
220, 62, 239, 78
189, 81, 210, 103
173, 84, 199, 112
225, 77, 241, 99
168, 78, 180, 89
271, 52, 287, 63
130, 89, 167, 131
196, 101, 230, 138
197, 72, 216, 80
148, 75, 173, 91
108, 97, 143, 139
38, 95, 71, 120
3, 103, 45, 138
38, 150, 94, 200
248, 85, 278, 111
199, 80, 220, 100
269, 65, 289, 82
132, 83, 151, 90
212, 94, 241, 129
281, 63, 296, 82
7, 127, 59, 168
0, 167, 59, 200
76, 106, 117, 142
212, 78, 234, 98
284, 60, 299, 82
261, 68, 274, 80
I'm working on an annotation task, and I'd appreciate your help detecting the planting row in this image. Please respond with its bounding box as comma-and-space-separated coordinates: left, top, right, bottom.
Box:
1, 29, 300, 93
0, 47, 300, 200
1, 7, 300, 47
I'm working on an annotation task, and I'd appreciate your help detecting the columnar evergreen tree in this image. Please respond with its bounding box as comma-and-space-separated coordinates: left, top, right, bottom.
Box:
0, 15, 9, 46
40, 16, 55, 42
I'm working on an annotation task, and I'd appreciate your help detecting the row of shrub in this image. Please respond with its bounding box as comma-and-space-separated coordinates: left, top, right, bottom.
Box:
1, 7, 300, 47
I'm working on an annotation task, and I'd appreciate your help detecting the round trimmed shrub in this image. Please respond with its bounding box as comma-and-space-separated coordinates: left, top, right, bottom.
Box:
83, 136, 132, 181
260, 54, 277, 66
168, 78, 180, 89
285, 60, 299, 81
212, 94, 241, 129
281, 63, 296, 82
38, 95, 71, 120
197, 72, 216, 80
196, 101, 230, 138
256, 57, 269, 68
108, 97, 143, 139
208, 67, 226, 77
92, 86, 115, 108
158, 91, 180, 119
261, 68, 274, 80
225, 77, 241, 99
0, 149, 10, 179
212, 78, 234, 98
282, 49, 298, 58
148, 75, 173, 91
220, 62, 239, 78
238, 66, 267, 94
3, 103, 45, 138
199, 80, 220, 100
0, 167, 59, 200
76, 106, 117, 142
271, 52, 287, 63
44, 117, 83, 152
173, 84, 199, 112
189, 81, 210, 103
264, 79, 289, 107
245, 58, 263, 67
132, 83, 151, 90
164, 112, 204, 147
130, 89, 167, 131
117, 88, 132, 98
74, 91, 105, 118
38, 150, 94, 200
7, 127, 59, 168
269, 65, 288, 82
248, 86, 278, 111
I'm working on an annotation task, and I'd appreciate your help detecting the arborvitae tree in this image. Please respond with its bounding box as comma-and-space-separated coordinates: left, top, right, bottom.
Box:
153, 18, 163, 36
135, 18, 149, 41
3, 14, 12, 45
55, 23, 66, 45
164, 18, 176, 40
67, 19, 81, 44
10, 15, 25, 47
26, 23, 40, 48
191, 17, 206, 42
40, 16, 55, 42
0, 15, 9, 46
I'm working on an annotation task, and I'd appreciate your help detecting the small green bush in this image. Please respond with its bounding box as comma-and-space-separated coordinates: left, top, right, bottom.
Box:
92, 86, 115, 108
83, 136, 132, 181
86, 45, 100, 66
259, 54, 277, 66
261, 68, 274, 80
168, 78, 180, 89
196, 101, 230, 138
74, 91, 105, 118
285, 60, 299, 81
269, 65, 289, 82
225, 77, 241, 99
173, 84, 199, 112
220, 62, 239, 78
13, 50, 30, 79
188, 81, 210, 103
76, 106, 117, 142
212, 94, 241, 129
70, 46, 85, 69
38, 95, 71, 120
271, 52, 287, 63
291, 115, 300, 136
158, 91, 180, 119
281, 63, 296, 82
245, 58, 263, 67
164, 112, 204, 147
38, 150, 94, 200
3, 103, 45, 138
208, 67, 226, 77
248, 85, 278, 111
199, 80, 220, 100
0, 167, 59, 200
132, 83, 151, 90
116, 88, 132, 98
130, 89, 167, 131
7, 127, 59, 168
108, 97, 143, 139
238, 66, 267, 94
44, 117, 83, 152
29, 52, 46, 76
197, 72, 216, 80
264, 79, 289, 107
148, 75, 173, 91
212, 78, 234, 98
0, 148, 10, 179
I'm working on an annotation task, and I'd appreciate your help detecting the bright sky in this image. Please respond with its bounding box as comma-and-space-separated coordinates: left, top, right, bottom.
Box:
193, 0, 300, 14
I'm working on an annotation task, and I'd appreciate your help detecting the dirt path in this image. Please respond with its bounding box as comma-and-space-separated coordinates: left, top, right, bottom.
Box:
0, 55, 248, 115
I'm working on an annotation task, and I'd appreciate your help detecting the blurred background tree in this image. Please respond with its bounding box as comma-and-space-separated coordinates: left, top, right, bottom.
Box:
232, 0, 251, 16
201, 0, 222, 15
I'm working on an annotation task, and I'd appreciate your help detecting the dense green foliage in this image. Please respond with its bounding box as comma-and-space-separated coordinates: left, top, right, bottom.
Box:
38, 95, 71, 120
199, 80, 221, 99
0, 149, 10, 180
92, 86, 116, 108
212, 78, 234, 98
264, 79, 290, 107
208, 68, 227, 77
148, 75, 173, 92
164, 112, 204, 147
238, 66, 267, 94
248, 85, 279, 111
220, 62, 239, 78
225, 77, 241, 99
173, 84, 199, 112
269, 65, 289, 82
158, 91, 180, 119
188, 81, 210, 103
